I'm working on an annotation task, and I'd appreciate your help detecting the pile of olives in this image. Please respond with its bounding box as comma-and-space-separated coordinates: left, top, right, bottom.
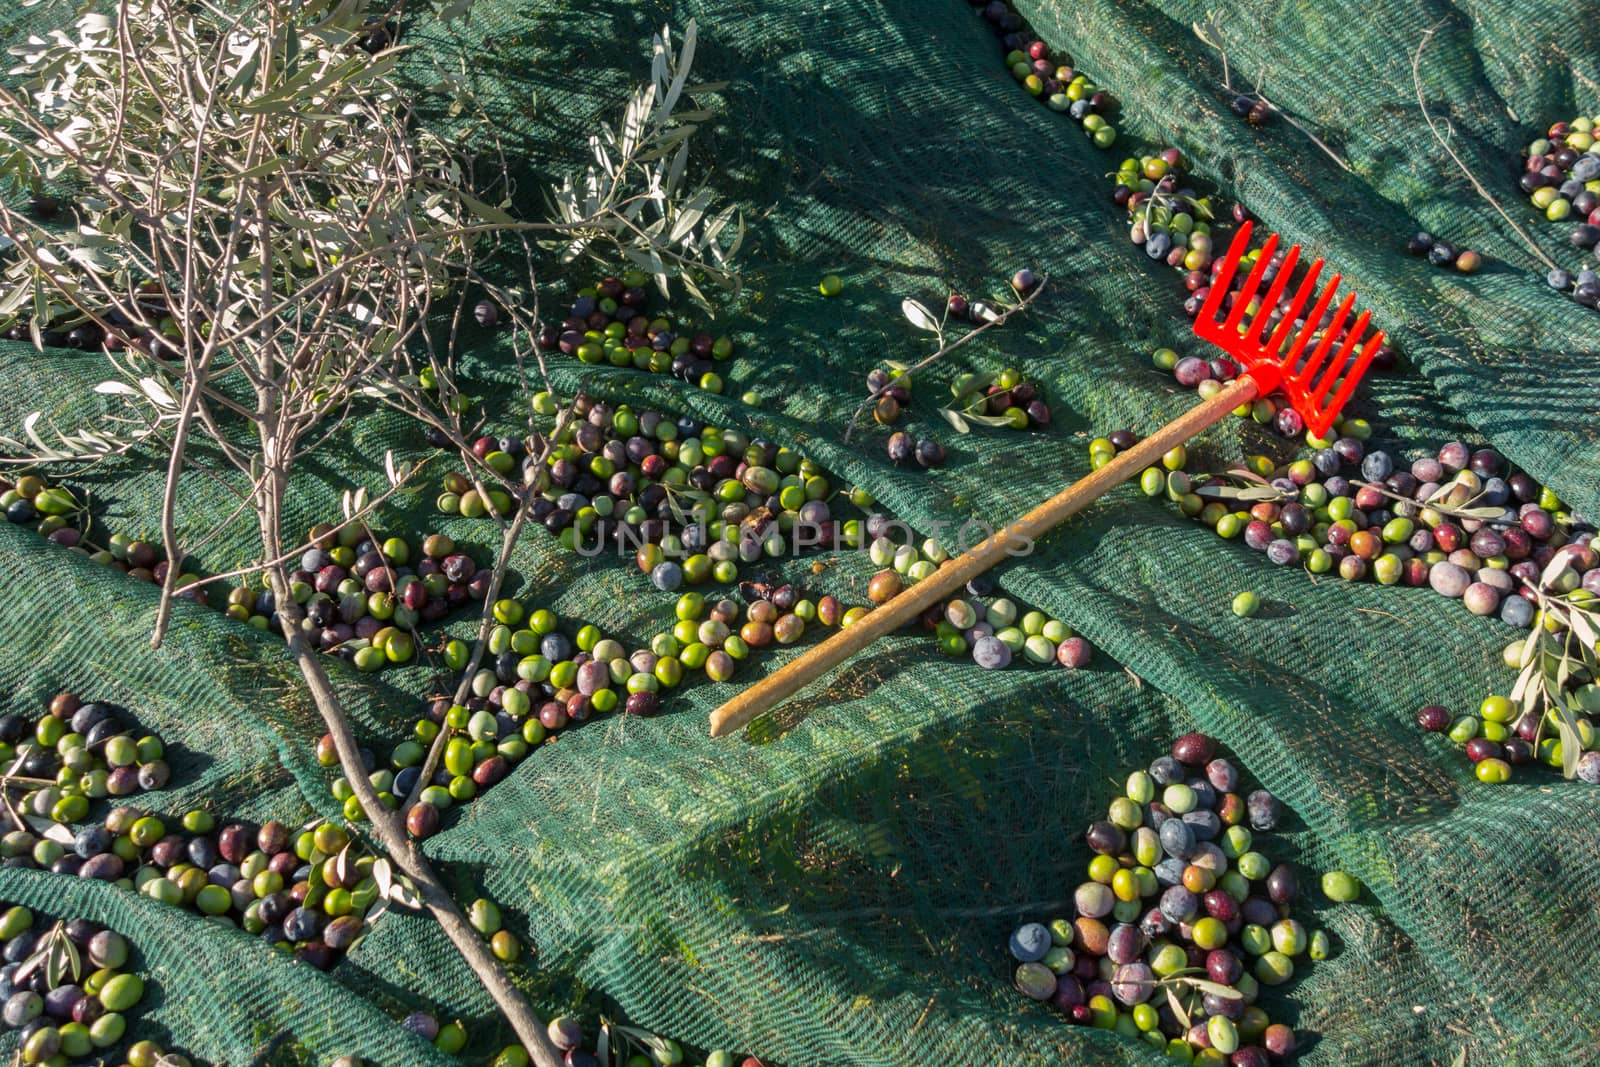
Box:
435, 394, 840, 591
1119, 423, 1588, 626
1418, 543, 1600, 785
0, 903, 186, 1065
0, 474, 83, 538
0, 693, 167, 836
0, 478, 208, 610
60, 810, 377, 971
3, 470, 479, 676
1113, 149, 1227, 281
538, 273, 737, 396
350, 582, 864, 839
943, 366, 1052, 432
1008, 733, 1331, 1063
226, 524, 487, 672
969, 1, 1119, 148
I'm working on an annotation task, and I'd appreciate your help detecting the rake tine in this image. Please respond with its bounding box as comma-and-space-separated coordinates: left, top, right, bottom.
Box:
1299, 291, 1356, 387
1320, 332, 1386, 420
1196, 223, 1253, 329
1244, 243, 1300, 348
1309, 309, 1372, 407
1265, 257, 1323, 356
1282, 272, 1341, 376
1222, 233, 1278, 337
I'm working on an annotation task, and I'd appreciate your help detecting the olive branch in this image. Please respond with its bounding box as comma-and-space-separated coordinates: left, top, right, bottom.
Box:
0, 3, 742, 1063
1510, 545, 1600, 778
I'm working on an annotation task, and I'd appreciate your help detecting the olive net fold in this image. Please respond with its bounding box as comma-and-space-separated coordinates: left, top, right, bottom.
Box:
0, 0, 1596, 1065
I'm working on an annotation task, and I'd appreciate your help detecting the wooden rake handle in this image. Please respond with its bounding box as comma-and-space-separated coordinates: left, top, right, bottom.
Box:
708, 375, 1262, 737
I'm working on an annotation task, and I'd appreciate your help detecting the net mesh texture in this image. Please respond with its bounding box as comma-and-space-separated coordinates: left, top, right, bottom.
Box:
0, 0, 1597, 1064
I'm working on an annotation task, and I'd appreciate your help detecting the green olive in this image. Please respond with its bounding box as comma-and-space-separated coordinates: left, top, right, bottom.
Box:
97, 972, 144, 1013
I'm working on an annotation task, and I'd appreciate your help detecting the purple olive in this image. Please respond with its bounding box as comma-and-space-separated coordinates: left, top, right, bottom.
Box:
1416, 705, 1450, 732
1172, 732, 1216, 766
1246, 790, 1281, 831
1265, 864, 1297, 906
1084, 821, 1125, 855
1106, 924, 1144, 965
1205, 758, 1239, 792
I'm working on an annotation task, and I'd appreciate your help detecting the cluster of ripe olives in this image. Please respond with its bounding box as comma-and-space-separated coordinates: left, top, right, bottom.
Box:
1405, 233, 1482, 274
436, 394, 842, 591
1008, 734, 1334, 1064
0, 693, 168, 837
538, 273, 737, 396
0, 903, 180, 1066
342, 578, 876, 839
3, 471, 481, 675
57, 808, 378, 972
1523, 117, 1600, 308
1119, 422, 1588, 631
3, 474, 216, 617
1114, 149, 1229, 280
237, 524, 488, 672
1418, 544, 1600, 785
970, 2, 1119, 148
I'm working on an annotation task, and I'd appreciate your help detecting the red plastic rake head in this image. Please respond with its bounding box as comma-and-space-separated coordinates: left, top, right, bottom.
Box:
1193, 221, 1386, 437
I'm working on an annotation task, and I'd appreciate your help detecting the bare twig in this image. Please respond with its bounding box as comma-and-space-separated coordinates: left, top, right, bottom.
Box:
264, 551, 562, 1067
1411, 19, 1558, 272
1254, 89, 1354, 174
1193, 13, 1351, 173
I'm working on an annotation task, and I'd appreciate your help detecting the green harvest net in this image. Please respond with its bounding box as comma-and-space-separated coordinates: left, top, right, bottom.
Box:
1, 0, 1598, 1064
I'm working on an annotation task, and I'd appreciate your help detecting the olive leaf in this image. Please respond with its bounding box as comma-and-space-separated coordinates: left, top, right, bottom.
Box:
1165, 985, 1191, 1030
938, 407, 970, 434
1569, 605, 1598, 649
19, 922, 78, 989
1555, 703, 1582, 779
389, 874, 423, 911
1196, 484, 1284, 502
372, 856, 393, 898
662, 483, 710, 527
330, 842, 357, 888
366, 855, 419, 918
900, 297, 941, 336
1510, 655, 1537, 703
1179, 977, 1244, 1000
949, 371, 995, 401
1505, 555, 1600, 779
56, 930, 80, 986
307, 857, 327, 889
596, 1022, 610, 1067
612, 1024, 660, 1046
1541, 546, 1579, 589
946, 410, 1018, 430
1368, 480, 1515, 527
22, 815, 75, 845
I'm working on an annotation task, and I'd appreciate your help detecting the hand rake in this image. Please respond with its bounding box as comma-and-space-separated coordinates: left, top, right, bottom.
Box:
709, 221, 1386, 737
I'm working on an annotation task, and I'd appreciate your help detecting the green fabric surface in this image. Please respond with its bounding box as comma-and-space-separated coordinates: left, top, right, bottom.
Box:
0, 0, 1597, 1065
